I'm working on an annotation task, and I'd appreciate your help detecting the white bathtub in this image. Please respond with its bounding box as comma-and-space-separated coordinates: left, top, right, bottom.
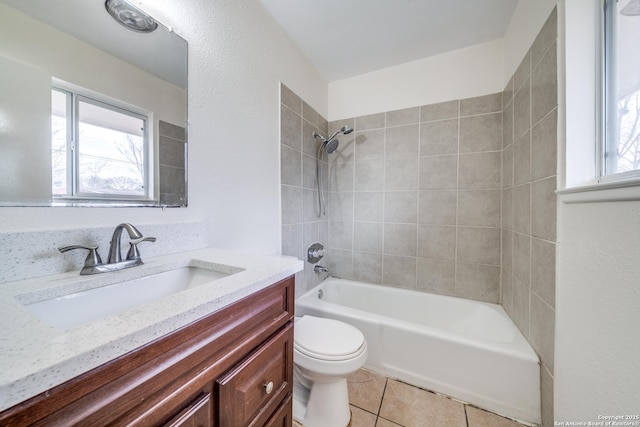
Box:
295, 278, 541, 425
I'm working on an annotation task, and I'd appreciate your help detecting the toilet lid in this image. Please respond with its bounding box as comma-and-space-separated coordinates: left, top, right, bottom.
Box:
295, 315, 365, 361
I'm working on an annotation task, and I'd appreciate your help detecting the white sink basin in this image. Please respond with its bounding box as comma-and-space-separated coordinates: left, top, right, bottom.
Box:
23, 266, 233, 330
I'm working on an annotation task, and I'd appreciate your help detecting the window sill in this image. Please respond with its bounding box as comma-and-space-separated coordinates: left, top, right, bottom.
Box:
557, 178, 640, 203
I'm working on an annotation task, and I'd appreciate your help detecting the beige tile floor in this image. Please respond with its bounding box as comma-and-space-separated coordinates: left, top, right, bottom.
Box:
294, 369, 531, 427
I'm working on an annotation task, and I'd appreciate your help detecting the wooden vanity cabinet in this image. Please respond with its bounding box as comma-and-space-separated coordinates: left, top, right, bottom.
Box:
0, 276, 295, 427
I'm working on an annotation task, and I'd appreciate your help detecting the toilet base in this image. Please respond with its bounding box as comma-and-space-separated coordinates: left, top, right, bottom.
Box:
293, 376, 351, 427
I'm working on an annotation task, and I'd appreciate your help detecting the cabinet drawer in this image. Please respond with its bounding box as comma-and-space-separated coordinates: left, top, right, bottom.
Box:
217, 325, 293, 427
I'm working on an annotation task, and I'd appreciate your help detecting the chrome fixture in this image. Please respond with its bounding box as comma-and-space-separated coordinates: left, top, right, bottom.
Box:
312, 125, 354, 215
307, 242, 326, 264
314, 265, 329, 274
59, 223, 156, 275
105, 0, 158, 33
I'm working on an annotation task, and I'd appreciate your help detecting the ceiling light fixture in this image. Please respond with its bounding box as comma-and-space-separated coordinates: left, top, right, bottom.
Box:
105, 0, 158, 33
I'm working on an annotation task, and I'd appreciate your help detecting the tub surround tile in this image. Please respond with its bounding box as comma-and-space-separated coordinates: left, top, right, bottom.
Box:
513, 184, 531, 234
531, 237, 556, 308
458, 152, 501, 190
329, 221, 354, 250
355, 159, 385, 191
531, 109, 558, 180
383, 224, 417, 257
531, 7, 557, 67
501, 270, 514, 316
420, 119, 459, 156
420, 100, 459, 122
328, 192, 354, 222
281, 84, 302, 114
382, 255, 417, 289
281, 224, 303, 259
459, 113, 502, 153
502, 99, 514, 149
456, 227, 500, 266
353, 252, 383, 284
385, 124, 419, 158
329, 162, 355, 192
281, 144, 302, 186
417, 258, 455, 296
384, 191, 418, 224
354, 192, 384, 222
355, 129, 385, 161
513, 131, 531, 186
531, 176, 557, 241
386, 106, 419, 127
530, 294, 556, 374
512, 277, 531, 339
503, 75, 514, 109
514, 50, 531, 92
460, 93, 503, 116
455, 262, 500, 303
419, 155, 458, 190
502, 143, 514, 189
457, 190, 500, 227
418, 225, 456, 260
531, 42, 558, 125
281, 104, 302, 150
356, 112, 386, 131
354, 222, 383, 253
385, 158, 419, 190
302, 101, 318, 127
418, 190, 457, 225
513, 232, 531, 285
281, 185, 303, 224
541, 365, 555, 426
513, 77, 530, 139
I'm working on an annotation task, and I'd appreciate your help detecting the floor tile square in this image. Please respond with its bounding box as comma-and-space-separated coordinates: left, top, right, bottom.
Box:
348, 368, 387, 414
376, 417, 403, 426
466, 405, 526, 427
350, 405, 378, 427
379, 379, 466, 427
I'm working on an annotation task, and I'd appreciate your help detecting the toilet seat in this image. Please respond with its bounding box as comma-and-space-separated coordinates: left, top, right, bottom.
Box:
294, 315, 366, 361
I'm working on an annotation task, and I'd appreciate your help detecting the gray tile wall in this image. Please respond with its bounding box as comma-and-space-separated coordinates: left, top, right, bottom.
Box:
279, 8, 557, 422
502, 8, 557, 427
158, 120, 187, 206
324, 94, 503, 304
279, 84, 330, 296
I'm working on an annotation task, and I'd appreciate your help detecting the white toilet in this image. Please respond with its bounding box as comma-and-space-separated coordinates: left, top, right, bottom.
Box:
293, 315, 368, 427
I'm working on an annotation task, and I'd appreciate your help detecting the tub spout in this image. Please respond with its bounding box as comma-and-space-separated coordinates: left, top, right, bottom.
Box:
314, 265, 329, 274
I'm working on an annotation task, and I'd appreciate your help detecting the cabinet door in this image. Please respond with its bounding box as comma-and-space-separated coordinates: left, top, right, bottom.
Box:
164, 392, 213, 427
264, 396, 292, 427
217, 325, 293, 427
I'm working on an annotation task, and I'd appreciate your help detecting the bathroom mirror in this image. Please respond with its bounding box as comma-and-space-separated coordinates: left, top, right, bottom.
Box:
0, 0, 188, 207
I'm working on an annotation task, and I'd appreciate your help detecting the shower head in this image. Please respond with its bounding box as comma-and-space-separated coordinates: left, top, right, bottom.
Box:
325, 138, 340, 153
312, 124, 353, 154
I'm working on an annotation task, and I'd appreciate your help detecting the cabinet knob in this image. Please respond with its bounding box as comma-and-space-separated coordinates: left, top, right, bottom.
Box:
263, 381, 274, 395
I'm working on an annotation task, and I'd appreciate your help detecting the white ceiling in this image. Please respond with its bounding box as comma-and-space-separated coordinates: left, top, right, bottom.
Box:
260, 0, 519, 82
1, 0, 186, 88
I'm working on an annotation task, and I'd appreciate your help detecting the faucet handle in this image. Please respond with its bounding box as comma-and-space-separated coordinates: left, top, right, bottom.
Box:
126, 237, 156, 261
58, 245, 103, 267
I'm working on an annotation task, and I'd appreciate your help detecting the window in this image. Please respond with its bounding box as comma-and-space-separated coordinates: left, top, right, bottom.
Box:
51, 86, 151, 200
601, 0, 640, 180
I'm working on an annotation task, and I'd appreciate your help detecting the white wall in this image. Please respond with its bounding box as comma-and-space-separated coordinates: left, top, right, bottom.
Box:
555, 0, 640, 420
327, 39, 505, 121
0, 0, 327, 258
503, 0, 559, 85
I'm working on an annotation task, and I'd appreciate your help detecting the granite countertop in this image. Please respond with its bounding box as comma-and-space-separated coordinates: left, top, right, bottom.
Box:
0, 248, 303, 412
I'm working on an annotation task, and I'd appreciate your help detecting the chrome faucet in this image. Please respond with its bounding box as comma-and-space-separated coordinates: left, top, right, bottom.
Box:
59, 223, 156, 275
108, 223, 143, 264
314, 265, 329, 274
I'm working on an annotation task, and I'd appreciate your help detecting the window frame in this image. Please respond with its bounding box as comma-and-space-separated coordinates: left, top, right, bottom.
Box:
598, 0, 640, 184
52, 84, 153, 202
